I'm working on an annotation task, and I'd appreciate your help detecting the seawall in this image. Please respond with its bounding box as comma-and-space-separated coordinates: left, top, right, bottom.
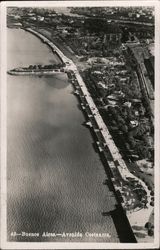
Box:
22, 27, 152, 243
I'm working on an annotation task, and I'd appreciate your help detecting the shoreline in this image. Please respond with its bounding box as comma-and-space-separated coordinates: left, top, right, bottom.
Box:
21, 27, 153, 243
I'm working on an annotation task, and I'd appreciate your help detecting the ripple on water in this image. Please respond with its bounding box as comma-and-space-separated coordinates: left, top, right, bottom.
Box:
7, 28, 119, 242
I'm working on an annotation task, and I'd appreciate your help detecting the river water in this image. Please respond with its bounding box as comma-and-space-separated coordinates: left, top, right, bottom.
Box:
7, 28, 118, 242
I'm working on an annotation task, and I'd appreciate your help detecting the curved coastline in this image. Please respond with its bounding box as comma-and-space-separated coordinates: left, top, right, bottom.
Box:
8, 28, 121, 243
24, 28, 70, 65
22, 27, 153, 243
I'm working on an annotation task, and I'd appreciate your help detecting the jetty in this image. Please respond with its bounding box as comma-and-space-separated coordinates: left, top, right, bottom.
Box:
8, 63, 66, 76
8, 68, 65, 76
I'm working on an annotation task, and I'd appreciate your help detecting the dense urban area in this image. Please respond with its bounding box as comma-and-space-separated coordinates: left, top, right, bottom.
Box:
7, 6, 155, 242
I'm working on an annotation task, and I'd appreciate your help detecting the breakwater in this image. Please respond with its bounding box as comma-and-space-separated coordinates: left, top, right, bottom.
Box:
8, 68, 64, 76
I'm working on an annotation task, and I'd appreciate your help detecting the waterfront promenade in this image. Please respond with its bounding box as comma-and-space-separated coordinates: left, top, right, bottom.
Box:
26, 28, 72, 66
72, 69, 153, 240
24, 27, 153, 242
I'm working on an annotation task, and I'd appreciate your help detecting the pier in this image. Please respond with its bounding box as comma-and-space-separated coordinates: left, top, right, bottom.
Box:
7, 68, 65, 76
8, 27, 73, 76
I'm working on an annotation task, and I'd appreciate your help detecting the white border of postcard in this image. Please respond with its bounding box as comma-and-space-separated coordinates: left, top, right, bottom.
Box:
1, 1, 160, 249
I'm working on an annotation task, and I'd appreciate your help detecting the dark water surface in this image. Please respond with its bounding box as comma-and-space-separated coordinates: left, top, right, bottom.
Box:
7, 28, 119, 242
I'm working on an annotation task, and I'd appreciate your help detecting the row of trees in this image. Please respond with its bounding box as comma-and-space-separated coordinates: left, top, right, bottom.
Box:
28, 63, 65, 70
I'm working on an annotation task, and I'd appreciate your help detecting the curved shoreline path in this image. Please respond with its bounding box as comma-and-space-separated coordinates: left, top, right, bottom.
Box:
25, 28, 153, 242
26, 28, 72, 66
7, 28, 120, 243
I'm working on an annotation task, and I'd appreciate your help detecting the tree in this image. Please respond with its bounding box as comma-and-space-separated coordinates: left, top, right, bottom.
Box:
150, 201, 154, 206
136, 144, 149, 159
145, 222, 151, 229
148, 229, 154, 236
116, 115, 125, 124
128, 135, 136, 148
119, 124, 128, 133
